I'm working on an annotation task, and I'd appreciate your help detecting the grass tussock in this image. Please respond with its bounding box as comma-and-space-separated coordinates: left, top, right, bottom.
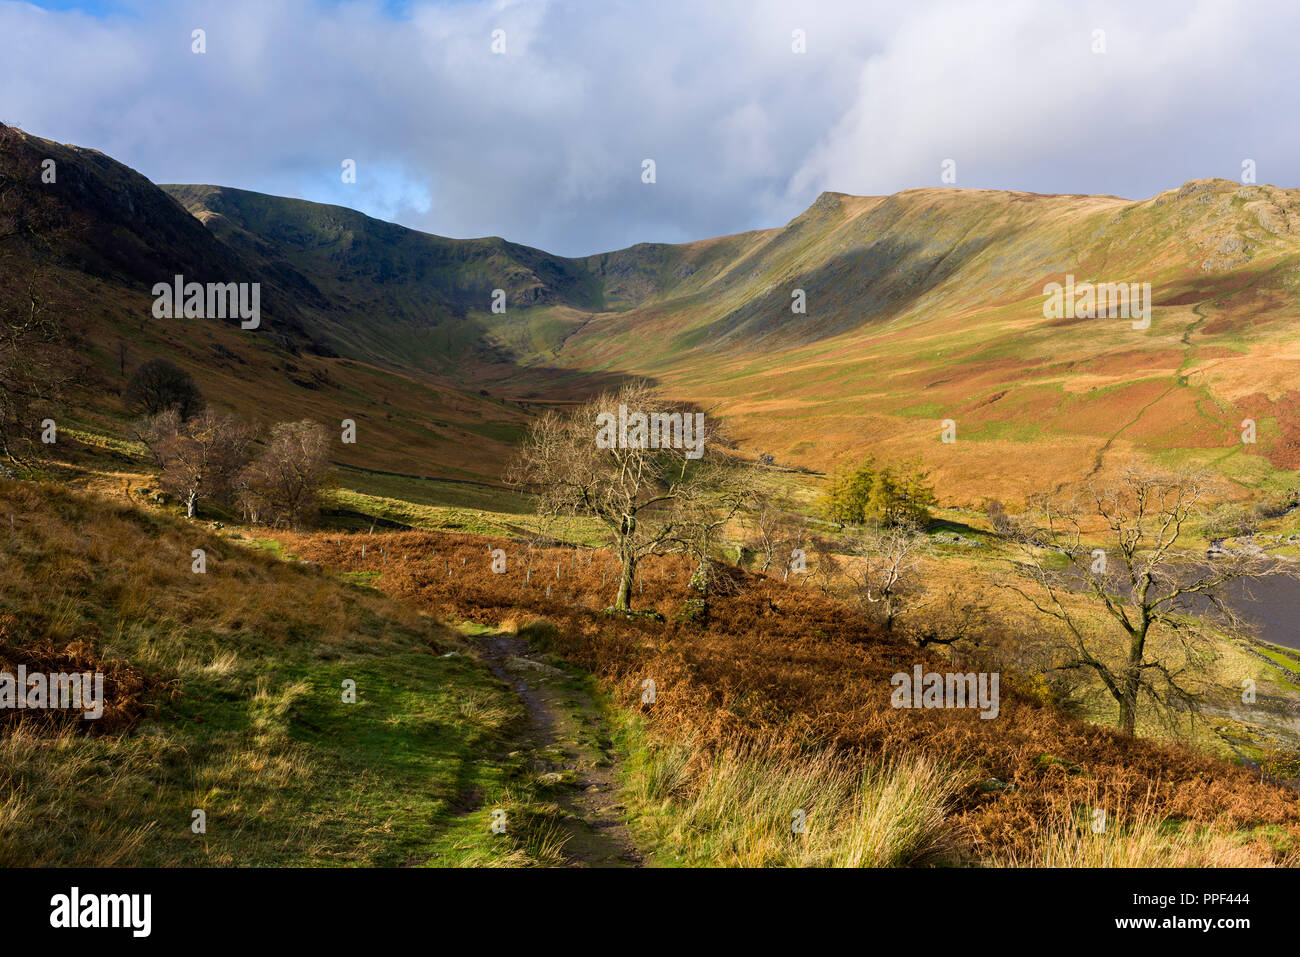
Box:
990, 803, 1279, 868
627, 731, 966, 867
0, 728, 160, 866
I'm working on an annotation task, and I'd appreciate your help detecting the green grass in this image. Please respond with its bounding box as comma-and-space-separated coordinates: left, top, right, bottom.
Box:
1251, 642, 1300, 672
609, 709, 965, 868
59, 427, 148, 460
0, 613, 564, 868
0, 618, 550, 867
0, 478, 565, 867
328, 483, 608, 545
1246, 643, 1300, 694
335, 466, 533, 513
329, 487, 529, 538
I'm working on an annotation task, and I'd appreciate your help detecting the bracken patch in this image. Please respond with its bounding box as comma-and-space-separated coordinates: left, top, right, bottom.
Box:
280, 528, 1300, 861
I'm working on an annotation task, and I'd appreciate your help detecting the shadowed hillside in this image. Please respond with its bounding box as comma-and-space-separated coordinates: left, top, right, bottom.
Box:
1, 126, 535, 484
163, 184, 607, 374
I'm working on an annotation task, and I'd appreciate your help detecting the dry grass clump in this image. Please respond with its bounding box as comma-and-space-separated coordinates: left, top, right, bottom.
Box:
0, 479, 444, 668
990, 801, 1277, 867
0, 727, 159, 866
0, 614, 167, 735
632, 734, 966, 867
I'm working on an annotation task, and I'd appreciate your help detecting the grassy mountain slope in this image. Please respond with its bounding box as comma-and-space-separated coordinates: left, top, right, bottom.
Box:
548, 184, 1300, 502
163, 184, 606, 377
6, 124, 1300, 866
163, 171, 1300, 504
11, 124, 1300, 502
4, 127, 529, 484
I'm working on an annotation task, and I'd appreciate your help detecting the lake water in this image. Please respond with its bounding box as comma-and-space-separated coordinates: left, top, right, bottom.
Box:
1224, 573, 1300, 650
1059, 561, 1300, 650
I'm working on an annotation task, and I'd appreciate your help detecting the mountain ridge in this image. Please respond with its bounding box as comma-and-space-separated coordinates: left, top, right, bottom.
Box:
7, 124, 1298, 500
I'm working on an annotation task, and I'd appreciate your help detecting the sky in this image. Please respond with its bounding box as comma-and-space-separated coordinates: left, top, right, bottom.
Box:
1, 0, 1295, 257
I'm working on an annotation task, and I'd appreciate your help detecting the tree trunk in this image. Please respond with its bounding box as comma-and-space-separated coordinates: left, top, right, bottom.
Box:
614, 514, 638, 610
1117, 628, 1146, 735
1117, 691, 1137, 736
186, 493, 196, 518
616, 549, 636, 610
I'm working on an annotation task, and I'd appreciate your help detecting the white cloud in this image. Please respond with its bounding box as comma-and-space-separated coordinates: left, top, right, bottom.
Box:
0, 0, 1296, 256
789, 0, 1300, 201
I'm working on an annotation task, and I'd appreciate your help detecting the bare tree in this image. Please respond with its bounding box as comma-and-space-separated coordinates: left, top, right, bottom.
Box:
804, 535, 847, 597
907, 582, 993, 651
998, 468, 1293, 736
147, 408, 252, 518
745, 491, 808, 576
673, 464, 755, 601
134, 407, 182, 469
848, 520, 928, 633
239, 420, 333, 529
507, 380, 731, 611
843, 521, 994, 650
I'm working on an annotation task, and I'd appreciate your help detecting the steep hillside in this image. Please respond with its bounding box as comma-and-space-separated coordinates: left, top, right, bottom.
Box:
2, 126, 529, 484
163, 184, 607, 375
547, 184, 1300, 502
9, 123, 1300, 501
162, 172, 1300, 503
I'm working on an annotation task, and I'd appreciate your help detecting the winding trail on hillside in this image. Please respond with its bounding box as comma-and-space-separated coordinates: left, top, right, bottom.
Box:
475, 630, 643, 868
1076, 300, 1217, 487
1089, 260, 1292, 484
1081, 382, 1181, 484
